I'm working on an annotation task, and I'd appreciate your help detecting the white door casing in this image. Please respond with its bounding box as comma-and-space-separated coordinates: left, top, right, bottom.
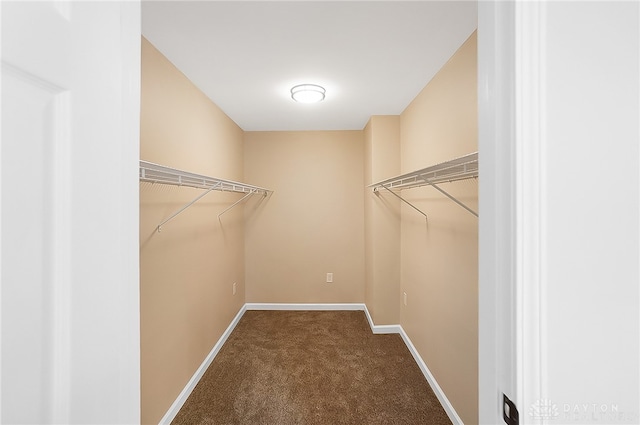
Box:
1, 2, 140, 424
478, 1, 519, 422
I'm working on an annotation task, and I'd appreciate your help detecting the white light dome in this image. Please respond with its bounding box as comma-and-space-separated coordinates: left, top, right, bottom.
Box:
291, 84, 325, 103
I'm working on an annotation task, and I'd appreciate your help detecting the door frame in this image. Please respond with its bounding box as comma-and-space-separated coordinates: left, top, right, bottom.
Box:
478, 1, 545, 423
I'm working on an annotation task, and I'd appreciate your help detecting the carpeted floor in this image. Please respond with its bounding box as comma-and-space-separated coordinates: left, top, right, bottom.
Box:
171, 310, 452, 425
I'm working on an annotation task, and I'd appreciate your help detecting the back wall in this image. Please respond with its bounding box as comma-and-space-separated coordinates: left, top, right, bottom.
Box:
244, 131, 365, 303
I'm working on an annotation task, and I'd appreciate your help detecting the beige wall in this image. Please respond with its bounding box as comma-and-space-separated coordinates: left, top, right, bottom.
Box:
364, 116, 401, 325
244, 131, 365, 303
400, 32, 478, 424
140, 38, 246, 425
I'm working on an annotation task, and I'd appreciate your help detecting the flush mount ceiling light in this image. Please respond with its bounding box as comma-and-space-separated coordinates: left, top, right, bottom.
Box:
290, 84, 326, 103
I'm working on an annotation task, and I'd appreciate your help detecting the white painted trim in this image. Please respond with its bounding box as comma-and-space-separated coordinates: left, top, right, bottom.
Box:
0, 14, 4, 421
245, 302, 365, 311
51, 89, 72, 425
362, 304, 402, 335
370, 324, 401, 334
117, 3, 142, 421
398, 328, 463, 425
158, 305, 247, 425
362, 304, 376, 329
515, 0, 546, 418
477, 1, 518, 423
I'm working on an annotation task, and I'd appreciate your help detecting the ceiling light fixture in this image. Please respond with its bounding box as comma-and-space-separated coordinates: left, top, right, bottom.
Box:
291, 84, 325, 103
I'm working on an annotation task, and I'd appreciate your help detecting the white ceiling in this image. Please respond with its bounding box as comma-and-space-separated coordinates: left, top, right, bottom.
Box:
142, 1, 477, 131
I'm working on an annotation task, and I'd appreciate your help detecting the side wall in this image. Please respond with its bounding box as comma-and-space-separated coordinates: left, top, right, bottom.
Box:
244, 131, 365, 303
364, 116, 402, 325
140, 38, 246, 425
399, 32, 478, 424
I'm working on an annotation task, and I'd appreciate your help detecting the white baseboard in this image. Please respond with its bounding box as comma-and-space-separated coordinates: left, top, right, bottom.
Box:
362, 304, 403, 334
398, 327, 463, 425
159, 302, 462, 425
158, 304, 247, 425
245, 302, 365, 311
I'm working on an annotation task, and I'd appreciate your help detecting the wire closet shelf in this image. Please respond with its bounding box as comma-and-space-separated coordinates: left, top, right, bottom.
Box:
369, 152, 478, 218
140, 160, 271, 231
140, 160, 270, 195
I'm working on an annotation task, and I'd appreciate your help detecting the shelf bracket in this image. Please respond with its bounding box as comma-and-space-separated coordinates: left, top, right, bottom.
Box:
420, 175, 478, 218
376, 183, 428, 220
157, 182, 222, 232
218, 190, 256, 219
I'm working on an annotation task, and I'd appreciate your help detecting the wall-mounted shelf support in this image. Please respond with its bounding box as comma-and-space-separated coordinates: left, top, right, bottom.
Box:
140, 160, 271, 231
370, 152, 478, 218
378, 183, 428, 220
157, 182, 221, 232
423, 180, 478, 218
218, 190, 256, 219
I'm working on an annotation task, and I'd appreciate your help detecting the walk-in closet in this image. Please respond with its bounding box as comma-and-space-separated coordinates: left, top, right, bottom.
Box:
140, 2, 478, 424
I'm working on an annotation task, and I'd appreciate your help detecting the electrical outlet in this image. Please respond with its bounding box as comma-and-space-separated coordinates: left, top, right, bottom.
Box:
403, 292, 407, 306
233, 282, 237, 295
326, 273, 333, 283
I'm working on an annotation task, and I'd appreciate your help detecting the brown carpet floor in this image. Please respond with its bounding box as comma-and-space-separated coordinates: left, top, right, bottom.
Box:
171, 310, 452, 425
